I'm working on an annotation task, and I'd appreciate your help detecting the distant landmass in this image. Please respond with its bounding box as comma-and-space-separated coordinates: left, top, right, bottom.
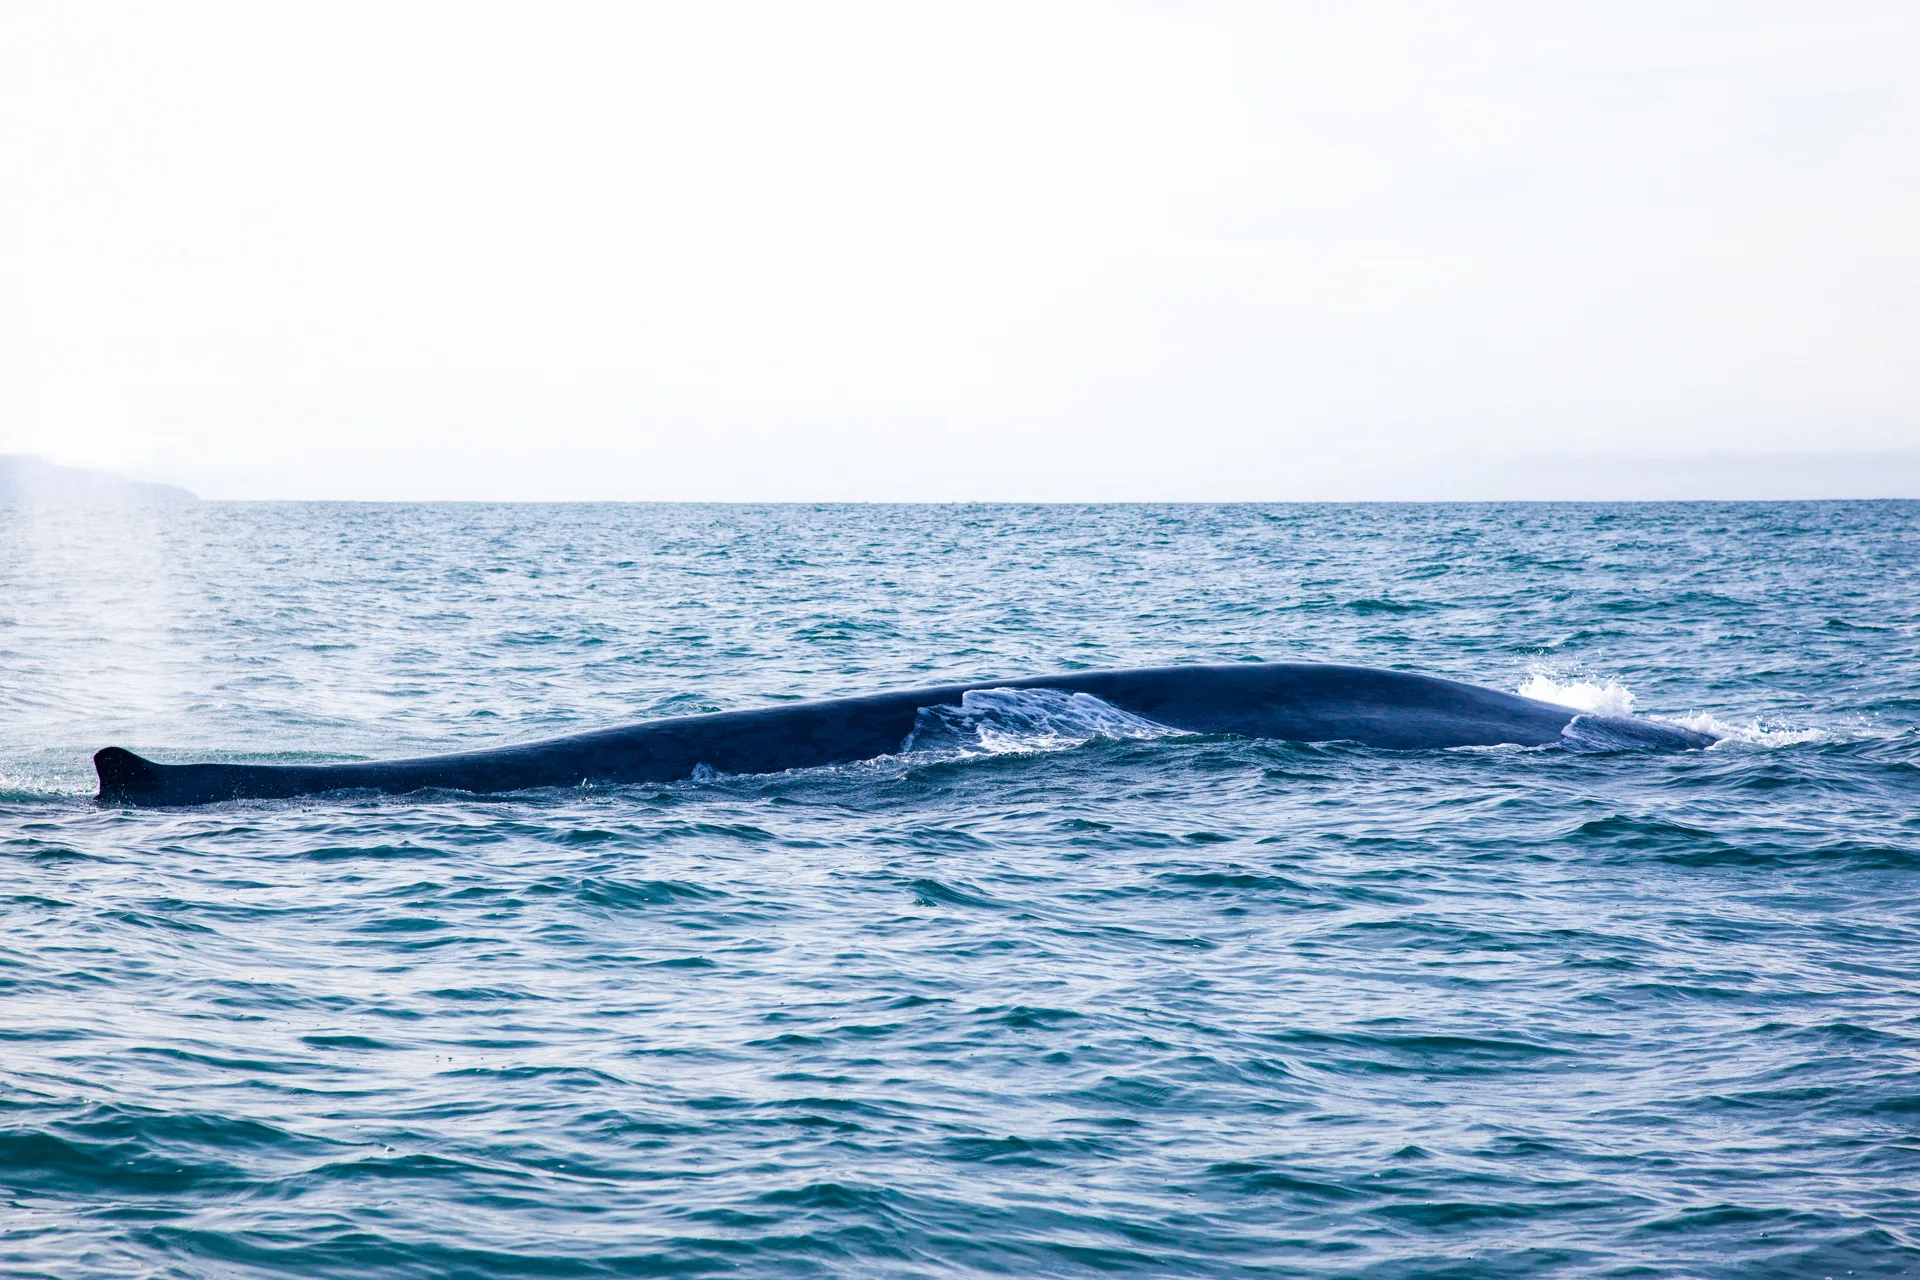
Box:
0, 455, 197, 504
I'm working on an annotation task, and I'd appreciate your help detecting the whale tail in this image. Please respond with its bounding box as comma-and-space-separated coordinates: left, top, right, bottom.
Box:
95, 747, 166, 804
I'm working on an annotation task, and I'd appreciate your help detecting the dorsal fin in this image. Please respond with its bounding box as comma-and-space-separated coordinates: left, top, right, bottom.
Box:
94, 747, 165, 803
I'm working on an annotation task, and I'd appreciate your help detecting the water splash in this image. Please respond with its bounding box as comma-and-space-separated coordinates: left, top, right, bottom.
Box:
1662, 711, 1830, 750
1517, 665, 1637, 717
1521, 663, 1833, 749
901, 688, 1179, 758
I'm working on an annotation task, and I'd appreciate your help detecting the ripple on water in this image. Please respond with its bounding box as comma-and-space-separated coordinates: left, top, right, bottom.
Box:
1, 501, 1917, 1278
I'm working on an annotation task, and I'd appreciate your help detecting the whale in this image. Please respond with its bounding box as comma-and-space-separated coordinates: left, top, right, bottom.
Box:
92, 662, 1715, 807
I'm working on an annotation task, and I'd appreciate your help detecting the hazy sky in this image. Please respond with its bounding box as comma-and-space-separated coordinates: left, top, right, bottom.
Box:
3, 2, 1916, 499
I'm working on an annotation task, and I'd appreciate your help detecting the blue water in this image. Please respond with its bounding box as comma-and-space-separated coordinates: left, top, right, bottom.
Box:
3, 501, 1918, 1279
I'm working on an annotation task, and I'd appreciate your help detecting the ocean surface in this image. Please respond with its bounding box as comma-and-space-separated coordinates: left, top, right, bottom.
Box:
2, 500, 1917, 1280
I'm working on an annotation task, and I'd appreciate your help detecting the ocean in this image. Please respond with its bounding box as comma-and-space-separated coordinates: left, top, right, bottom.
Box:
2, 500, 1916, 1278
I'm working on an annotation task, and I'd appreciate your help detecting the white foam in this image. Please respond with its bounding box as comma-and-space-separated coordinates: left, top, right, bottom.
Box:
1658, 712, 1830, 750
1516, 666, 1637, 718
1519, 662, 1839, 750
901, 688, 1180, 758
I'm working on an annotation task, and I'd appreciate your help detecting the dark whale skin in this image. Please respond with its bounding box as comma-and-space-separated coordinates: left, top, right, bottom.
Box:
93, 663, 1714, 807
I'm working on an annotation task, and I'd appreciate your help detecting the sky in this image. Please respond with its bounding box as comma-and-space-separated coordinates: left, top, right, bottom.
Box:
2, 2, 1916, 500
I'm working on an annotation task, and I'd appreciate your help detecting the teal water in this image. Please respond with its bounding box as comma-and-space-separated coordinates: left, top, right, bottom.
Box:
2, 501, 1917, 1278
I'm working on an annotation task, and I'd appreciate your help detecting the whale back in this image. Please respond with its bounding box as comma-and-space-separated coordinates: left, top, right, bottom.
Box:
94, 663, 1712, 806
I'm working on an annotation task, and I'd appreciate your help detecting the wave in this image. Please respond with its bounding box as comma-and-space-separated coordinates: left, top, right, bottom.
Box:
1557, 714, 1687, 753
1520, 664, 1831, 749
899, 688, 1181, 759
